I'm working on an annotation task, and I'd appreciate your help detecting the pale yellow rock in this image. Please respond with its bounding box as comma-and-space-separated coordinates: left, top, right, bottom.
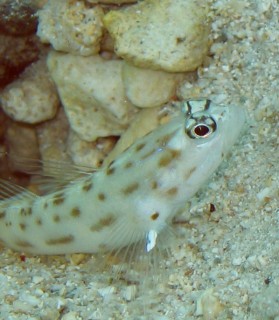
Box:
104, 0, 210, 72
122, 62, 185, 108
37, 107, 72, 176
37, 0, 104, 56
0, 58, 59, 124
47, 51, 136, 141
67, 130, 117, 168
103, 102, 180, 165
5, 122, 40, 173
103, 107, 159, 165
69, 253, 88, 266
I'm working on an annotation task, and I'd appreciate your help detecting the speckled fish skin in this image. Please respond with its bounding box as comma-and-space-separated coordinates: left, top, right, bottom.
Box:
0, 99, 245, 255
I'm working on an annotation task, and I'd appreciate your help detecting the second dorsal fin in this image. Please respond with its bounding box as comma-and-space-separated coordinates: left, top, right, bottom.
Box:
1, 152, 96, 195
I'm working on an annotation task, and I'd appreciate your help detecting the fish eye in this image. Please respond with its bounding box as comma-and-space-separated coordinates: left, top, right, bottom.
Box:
185, 116, 217, 139
193, 124, 210, 137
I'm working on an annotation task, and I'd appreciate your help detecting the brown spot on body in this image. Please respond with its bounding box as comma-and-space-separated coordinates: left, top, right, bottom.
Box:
176, 36, 186, 44
82, 181, 93, 192
19, 223, 26, 231
141, 149, 156, 160
5, 221, 12, 227
150, 181, 158, 189
35, 218, 42, 226
108, 160, 115, 167
150, 212, 160, 220
171, 149, 181, 158
158, 154, 172, 167
90, 215, 116, 232
71, 207, 81, 218
158, 149, 181, 167
166, 187, 178, 196
46, 235, 74, 245
124, 161, 133, 169
15, 240, 34, 248
184, 167, 196, 180
53, 214, 60, 223
20, 208, 32, 216
158, 133, 172, 147
43, 202, 48, 209
122, 182, 139, 195
106, 166, 115, 175
52, 193, 65, 205
98, 193, 106, 201
135, 142, 146, 152
0, 211, 6, 219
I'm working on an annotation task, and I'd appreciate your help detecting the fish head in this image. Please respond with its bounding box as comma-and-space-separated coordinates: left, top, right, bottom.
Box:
182, 99, 246, 154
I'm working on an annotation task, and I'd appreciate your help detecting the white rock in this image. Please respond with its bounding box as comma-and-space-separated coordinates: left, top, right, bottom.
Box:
104, 0, 210, 72
256, 187, 272, 201
37, 0, 104, 56
122, 62, 185, 108
195, 288, 223, 319
232, 257, 244, 266
121, 285, 137, 301
47, 51, 137, 141
13, 300, 33, 313
0, 59, 59, 124
97, 286, 115, 298
20, 294, 41, 307
61, 312, 80, 320
32, 276, 44, 284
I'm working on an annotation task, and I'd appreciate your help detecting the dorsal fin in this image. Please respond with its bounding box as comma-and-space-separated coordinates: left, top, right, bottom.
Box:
1, 152, 96, 195
0, 179, 38, 201
20, 158, 95, 194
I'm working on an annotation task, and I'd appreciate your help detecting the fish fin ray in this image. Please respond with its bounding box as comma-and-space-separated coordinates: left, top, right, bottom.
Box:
1, 152, 96, 194
0, 179, 38, 201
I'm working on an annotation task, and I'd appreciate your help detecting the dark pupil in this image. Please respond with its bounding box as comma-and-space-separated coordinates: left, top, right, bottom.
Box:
194, 125, 209, 137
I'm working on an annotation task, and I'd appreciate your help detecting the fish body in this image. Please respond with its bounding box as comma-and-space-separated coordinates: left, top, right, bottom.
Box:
0, 99, 245, 255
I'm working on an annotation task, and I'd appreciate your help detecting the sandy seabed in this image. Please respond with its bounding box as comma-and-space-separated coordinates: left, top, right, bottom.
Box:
0, 1, 278, 319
